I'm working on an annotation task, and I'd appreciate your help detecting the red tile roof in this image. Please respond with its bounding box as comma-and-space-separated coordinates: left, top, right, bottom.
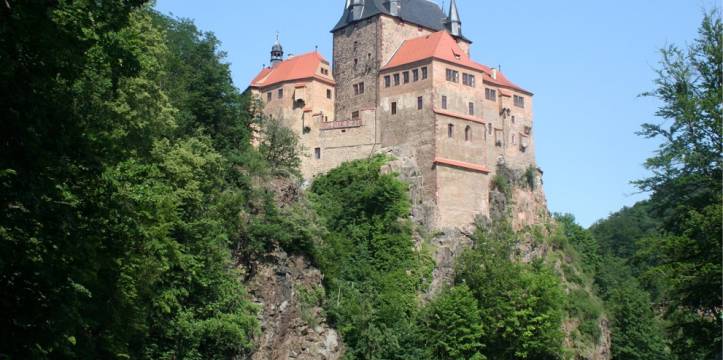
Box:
382, 31, 531, 95
434, 157, 490, 174
250, 52, 335, 89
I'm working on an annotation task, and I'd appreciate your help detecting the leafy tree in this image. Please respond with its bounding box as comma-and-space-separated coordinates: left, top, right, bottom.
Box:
634, 10, 722, 359
418, 285, 485, 360
455, 222, 565, 360
555, 214, 601, 275
258, 117, 302, 177
309, 155, 433, 360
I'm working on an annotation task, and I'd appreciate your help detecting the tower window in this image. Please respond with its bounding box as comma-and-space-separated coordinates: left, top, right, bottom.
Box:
403, 71, 410, 84
393, 73, 400, 86
441, 95, 447, 109
384, 75, 391, 88
417, 96, 423, 110
514, 95, 525, 108
463, 73, 476, 87
391, 101, 397, 115
485, 88, 497, 101
278, 88, 283, 99
412, 69, 419, 81
448, 124, 454, 138
327, 89, 332, 99
315, 147, 321, 160
354, 58, 358, 70
446, 69, 459, 83
421, 66, 428, 79
353, 41, 358, 52
468, 102, 475, 116
465, 126, 472, 142
353, 82, 365, 95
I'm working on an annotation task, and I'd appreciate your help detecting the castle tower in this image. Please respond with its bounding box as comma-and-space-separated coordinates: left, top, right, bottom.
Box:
445, 0, 462, 37
270, 33, 283, 67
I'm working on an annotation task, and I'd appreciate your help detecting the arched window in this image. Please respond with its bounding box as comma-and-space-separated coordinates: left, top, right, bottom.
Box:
465, 126, 472, 142
448, 124, 454, 138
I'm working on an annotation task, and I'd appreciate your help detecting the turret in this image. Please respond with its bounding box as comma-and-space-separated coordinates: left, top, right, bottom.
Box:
445, 0, 462, 37
348, 0, 364, 21
270, 33, 283, 67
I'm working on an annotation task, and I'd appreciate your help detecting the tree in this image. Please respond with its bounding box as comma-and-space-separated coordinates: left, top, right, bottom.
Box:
419, 285, 485, 360
635, 10, 722, 359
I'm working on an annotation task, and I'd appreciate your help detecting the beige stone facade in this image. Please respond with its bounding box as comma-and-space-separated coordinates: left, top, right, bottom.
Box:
250, 3, 540, 228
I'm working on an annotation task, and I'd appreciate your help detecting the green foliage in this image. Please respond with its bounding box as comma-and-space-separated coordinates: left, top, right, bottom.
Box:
555, 214, 601, 276
418, 285, 485, 360
566, 289, 603, 343
525, 165, 537, 190
455, 223, 565, 359
0, 4, 259, 358
491, 173, 512, 197
309, 155, 433, 359
633, 10, 722, 359
258, 117, 302, 177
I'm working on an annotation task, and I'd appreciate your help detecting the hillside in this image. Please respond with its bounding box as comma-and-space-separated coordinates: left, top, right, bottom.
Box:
1, 2, 720, 360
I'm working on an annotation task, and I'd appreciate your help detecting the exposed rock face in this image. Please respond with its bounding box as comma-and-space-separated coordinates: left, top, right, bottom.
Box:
247, 251, 342, 360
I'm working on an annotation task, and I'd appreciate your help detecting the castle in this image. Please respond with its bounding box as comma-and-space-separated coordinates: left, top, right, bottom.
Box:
249, 0, 540, 228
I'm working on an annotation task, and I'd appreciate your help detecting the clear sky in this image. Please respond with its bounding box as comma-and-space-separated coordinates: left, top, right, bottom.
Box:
155, 0, 715, 227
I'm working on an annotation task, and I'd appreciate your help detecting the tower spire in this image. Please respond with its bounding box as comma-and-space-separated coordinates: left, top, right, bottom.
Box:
270, 32, 284, 67
446, 0, 462, 37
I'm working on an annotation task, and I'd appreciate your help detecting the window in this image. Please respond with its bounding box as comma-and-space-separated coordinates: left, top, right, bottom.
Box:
403, 71, 410, 84
353, 84, 358, 95
353, 82, 365, 95
485, 88, 497, 101
384, 75, 391, 88
314, 147, 321, 160
463, 73, 476, 87
512, 134, 517, 145
468, 102, 475, 116
391, 101, 397, 115
446, 69, 459, 83
278, 88, 283, 99
465, 126, 472, 142
441, 95, 447, 109
359, 82, 364, 94
448, 123, 454, 138
412, 69, 419, 81
488, 123, 492, 135
353, 41, 358, 52
327, 89, 332, 99
421, 66, 428, 79
321, 68, 329, 75
354, 58, 358, 70
393, 73, 400, 86
267, 92, 272, 102
514, 95, 525, 108
417, 96, 423, 110
352, 111, 360, 120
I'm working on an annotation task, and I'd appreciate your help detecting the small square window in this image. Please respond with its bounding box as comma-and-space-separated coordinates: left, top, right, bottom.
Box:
391, 101, 397, 115
352, 111, 360, 120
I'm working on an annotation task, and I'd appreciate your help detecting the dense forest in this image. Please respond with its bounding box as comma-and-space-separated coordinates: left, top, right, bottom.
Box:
0, 1, 720, 359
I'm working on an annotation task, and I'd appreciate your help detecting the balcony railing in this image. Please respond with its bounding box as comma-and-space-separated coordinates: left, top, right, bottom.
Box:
320, 119, 362, 130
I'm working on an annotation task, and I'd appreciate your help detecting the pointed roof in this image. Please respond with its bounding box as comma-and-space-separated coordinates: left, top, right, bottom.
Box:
448, 0, 461, 24
382, 31, 531, 94
250, 52, 335, 89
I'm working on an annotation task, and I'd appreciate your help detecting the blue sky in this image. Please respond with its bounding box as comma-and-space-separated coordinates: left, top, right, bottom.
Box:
155, 0, 715, 227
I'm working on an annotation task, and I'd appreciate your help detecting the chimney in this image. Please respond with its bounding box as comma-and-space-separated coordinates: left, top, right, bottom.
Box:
492, 68, 497, 80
